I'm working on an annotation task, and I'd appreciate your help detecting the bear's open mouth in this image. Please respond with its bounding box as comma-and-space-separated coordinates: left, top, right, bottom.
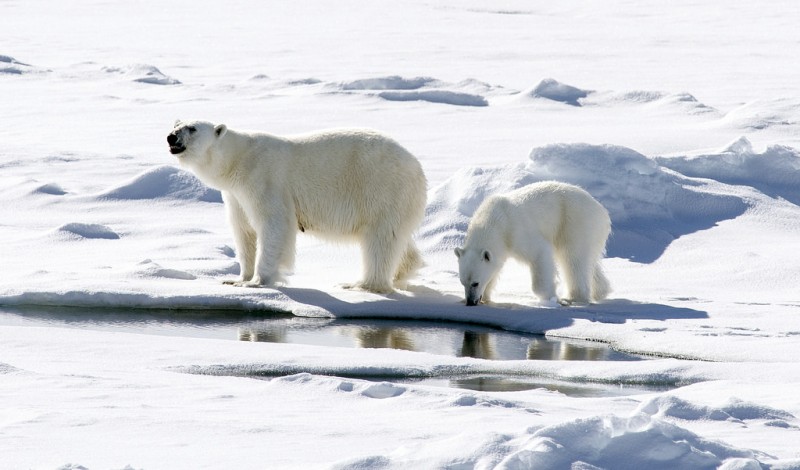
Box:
169, 145, 186, 155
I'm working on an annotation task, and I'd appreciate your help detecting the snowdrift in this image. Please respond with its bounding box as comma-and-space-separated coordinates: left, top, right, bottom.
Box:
422, 141, 753, 263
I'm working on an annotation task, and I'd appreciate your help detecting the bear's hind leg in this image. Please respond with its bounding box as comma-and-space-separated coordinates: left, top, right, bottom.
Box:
557, 251, 593, 304
348, 227, 405, 294
591, 263, 611, 301
393, 241, 423, 290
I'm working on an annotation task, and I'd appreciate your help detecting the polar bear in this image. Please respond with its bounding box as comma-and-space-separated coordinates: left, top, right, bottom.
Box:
454, 181, 611, 306
167, 120, 426, 293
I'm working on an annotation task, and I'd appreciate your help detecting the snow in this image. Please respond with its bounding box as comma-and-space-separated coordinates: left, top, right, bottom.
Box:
525, 78, 591, 107
2, 0, 800, 468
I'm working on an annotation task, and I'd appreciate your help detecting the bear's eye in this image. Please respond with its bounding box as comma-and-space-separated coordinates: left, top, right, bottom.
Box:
187, 126, 197, 133
471, 282, 479, 288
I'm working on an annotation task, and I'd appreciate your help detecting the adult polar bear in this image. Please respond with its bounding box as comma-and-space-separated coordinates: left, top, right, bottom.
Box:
167, 120, 426, 293
455, 181, 611, 306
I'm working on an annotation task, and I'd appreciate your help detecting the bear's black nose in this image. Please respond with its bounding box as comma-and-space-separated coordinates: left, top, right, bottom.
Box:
167, 133, 178, 145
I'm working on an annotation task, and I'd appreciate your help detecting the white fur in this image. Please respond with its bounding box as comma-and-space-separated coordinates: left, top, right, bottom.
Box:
455, 181, 611, 305
168, 120, 427, 293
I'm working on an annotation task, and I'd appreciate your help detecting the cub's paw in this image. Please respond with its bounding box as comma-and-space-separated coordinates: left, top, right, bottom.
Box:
558, 297, 591, 307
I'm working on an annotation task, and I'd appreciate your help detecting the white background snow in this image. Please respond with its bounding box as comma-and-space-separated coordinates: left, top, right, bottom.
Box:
2, 0, 800, 468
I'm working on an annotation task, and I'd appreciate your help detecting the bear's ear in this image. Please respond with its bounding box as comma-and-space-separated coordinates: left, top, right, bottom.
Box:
482, 250, 491, 262
454, 247, 464, 259
214, 124, 227, 137
174, 119, 183, 128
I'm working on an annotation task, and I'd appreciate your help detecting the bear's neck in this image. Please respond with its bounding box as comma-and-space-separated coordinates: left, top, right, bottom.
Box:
465, 197, 511, 258
202, 130, 273, 190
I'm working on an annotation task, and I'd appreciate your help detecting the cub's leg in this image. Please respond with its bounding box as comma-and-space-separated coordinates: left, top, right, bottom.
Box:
520, 239, 558, 302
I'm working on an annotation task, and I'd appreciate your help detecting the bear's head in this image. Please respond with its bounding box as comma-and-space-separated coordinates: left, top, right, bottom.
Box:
168, 119, 227, 158
454, 247, 500, 306
167, 119, 230, 186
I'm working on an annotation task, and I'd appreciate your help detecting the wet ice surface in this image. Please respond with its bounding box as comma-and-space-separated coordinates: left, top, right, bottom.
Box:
0, 306, 658, 396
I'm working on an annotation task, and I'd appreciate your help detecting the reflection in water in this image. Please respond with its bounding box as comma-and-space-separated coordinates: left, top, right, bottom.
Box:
0, 306, 653, 395
527, 338, 609, 361
238, 327, 287, 343
354, 328, 415, 351
461, 332, 493, 360
442, 376, 670, 397
0, 306, 641, 363
238, 321, 636, 362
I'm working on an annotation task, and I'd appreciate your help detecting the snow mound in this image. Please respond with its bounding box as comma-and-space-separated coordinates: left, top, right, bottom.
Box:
378, 90, 488, 107
55, 464, 89, 470
360, 382, 406, 399
0, 362, 23, 374
284, 77, 323, 86
524, 78, 591, 106
657, 137, 800, 205
496, 414, 760, 470
611, 90, 669, 103
32, 182, 67, 196
654, 92, 716, 114
339, 76, 438, 90
421, 143, 748, 262
133, 260, 197, 281
56, 223, 120, 240
637, 395, 795, 422
99, 165, 222, 203
334, 414, 761, 469
102, 63, 181, 85
577, 88, 716, 114
334, 75, 490, 106
720, 98, 800, 130
0, 54, 43, 74
456, 78, 507, 95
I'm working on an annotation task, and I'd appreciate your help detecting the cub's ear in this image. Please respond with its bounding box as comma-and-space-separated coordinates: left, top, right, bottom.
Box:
174, 119, 183, 128
482, 250, 491, 262
214, 124, 227, 137
454, 247, 464, 259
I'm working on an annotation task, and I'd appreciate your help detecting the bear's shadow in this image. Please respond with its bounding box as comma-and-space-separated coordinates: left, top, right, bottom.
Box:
277, 286, 708, 334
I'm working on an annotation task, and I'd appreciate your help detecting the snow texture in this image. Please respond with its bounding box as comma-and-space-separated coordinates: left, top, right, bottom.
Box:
2, 0, 800, 468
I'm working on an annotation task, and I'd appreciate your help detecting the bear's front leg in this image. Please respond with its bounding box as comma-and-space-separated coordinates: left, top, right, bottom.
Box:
239, 214, 293, 288
222, 193, 257, 285
481, 277, 498, 304
527, 244, 558, 303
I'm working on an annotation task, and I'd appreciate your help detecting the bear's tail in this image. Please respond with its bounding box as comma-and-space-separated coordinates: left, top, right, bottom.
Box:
393, 242, 424, 289
591, 263, 611, 301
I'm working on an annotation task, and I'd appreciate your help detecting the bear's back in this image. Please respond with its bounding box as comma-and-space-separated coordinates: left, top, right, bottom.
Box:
282, 128, 426, 236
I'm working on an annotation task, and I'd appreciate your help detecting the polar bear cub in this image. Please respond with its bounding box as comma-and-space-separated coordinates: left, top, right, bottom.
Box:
455, 181, 611, 306
167, 120, 426, 293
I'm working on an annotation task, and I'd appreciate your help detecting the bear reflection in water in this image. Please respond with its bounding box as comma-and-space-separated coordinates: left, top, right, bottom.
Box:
238, 325, 616, 362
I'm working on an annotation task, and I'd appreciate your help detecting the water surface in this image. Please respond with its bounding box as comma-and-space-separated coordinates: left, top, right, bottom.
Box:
0, 306, 662, 395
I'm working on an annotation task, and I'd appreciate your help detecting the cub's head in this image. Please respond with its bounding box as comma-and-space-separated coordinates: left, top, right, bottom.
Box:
454, 247, 498, 306
167, 119, 227, 161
